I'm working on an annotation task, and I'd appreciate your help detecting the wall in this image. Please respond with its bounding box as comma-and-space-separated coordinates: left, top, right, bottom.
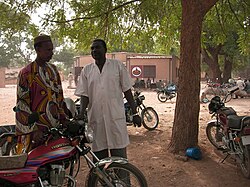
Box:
128, 56, 179, 84
75, 55, 93, 67
0, 68, 5, 88
74, 52, 179, 84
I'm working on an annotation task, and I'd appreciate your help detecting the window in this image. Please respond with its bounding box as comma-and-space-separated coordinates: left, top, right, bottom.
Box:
143, 65, 156, 78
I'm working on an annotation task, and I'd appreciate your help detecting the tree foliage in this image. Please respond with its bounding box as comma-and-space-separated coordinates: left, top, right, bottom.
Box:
1, 1, 249, 69
0, 32, 34, 67
7, 0, 180, 54
52, 47, 75, 73
0, 1, 40, 67
202, 0, 250, 82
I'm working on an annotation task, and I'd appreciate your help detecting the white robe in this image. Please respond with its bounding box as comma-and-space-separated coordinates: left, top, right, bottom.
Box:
74, 59, 133, 152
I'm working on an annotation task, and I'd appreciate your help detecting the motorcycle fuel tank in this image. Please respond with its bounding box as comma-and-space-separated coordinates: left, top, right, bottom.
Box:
27, 137, 77, 166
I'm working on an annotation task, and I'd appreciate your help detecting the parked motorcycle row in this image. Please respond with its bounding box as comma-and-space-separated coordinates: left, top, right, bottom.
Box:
1, 84, 250, 184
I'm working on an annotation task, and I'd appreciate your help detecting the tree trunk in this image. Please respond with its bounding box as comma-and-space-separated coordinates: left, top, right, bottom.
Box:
222, 55, 233, 83
202, 47, 222, 83
168, 0, 218, 154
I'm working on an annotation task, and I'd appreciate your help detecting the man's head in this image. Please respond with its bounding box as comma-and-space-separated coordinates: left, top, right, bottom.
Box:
91, 39, 107, 61
34, 34, 54, 63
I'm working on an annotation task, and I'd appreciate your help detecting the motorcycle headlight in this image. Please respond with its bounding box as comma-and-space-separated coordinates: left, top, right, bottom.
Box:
84, 125, 94, 143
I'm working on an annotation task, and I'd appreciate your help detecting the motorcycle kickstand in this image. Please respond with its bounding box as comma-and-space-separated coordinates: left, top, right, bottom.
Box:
220, 153, 230, 163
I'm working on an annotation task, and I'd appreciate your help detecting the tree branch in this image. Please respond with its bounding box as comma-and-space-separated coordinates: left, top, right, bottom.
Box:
201, 0, 219, 16
227, 0, 247, 32
48, 0, 141, 23
215, 4, 227, 37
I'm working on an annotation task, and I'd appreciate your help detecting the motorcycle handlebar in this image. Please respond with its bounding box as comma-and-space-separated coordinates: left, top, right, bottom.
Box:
42, 119, 86, 139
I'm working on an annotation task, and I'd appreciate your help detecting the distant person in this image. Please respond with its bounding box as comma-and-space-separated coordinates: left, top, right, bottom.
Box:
205, 72, 209, 83
244, 79, 250, 93
146, 78, 151, 89
134, 77, 140, 88
228, 78, 236, 85
14, 34, 69, 153
235, 77, 247, 98
75, 39, 141, 161
67, 71, 74, 88
236, 77, 246, 91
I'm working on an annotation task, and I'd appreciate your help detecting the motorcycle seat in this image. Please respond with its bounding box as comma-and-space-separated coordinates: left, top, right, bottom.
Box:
0, 153, 27, 170
227, 115, 245, 130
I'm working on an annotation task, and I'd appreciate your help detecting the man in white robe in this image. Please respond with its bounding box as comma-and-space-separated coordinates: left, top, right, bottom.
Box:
74, 39, 141, 160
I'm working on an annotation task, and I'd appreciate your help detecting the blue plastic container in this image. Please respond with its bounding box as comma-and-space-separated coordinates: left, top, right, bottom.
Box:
186, 147, 202, 160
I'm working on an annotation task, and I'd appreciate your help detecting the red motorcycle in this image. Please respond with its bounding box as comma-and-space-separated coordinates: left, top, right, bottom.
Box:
206, 95, 250, 178
0, 99, 147, 187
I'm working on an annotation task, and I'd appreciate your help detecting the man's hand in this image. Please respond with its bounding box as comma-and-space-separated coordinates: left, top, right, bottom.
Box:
61, 118, 71, 128
75, 113, 86, 120
32, 130, 45, 145
28, 112, 39, 125
133, 114, 142, 127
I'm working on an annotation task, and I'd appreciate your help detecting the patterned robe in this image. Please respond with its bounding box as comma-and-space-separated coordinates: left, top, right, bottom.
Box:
15, 61, 66, 148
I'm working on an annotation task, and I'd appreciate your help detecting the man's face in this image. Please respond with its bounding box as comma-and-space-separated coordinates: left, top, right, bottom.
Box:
37, 41, 54, 62
91, 41, 106, 60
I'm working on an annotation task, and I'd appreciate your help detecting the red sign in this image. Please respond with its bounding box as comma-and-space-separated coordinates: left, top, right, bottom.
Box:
131, 65, 143, 78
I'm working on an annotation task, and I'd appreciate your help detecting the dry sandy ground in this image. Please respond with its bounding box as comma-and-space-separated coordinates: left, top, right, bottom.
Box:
1, 82, 250, 187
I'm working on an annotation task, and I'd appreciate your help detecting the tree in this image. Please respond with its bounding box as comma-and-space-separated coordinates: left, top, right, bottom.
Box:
52, 47, 76, 74
0, 33, 34, 67
168, 0, 219, 153
201, 0, 250, 83
0, 2, 40, 67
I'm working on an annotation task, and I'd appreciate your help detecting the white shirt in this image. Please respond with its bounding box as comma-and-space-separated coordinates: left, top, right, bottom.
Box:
74, 59, 133, 151
236, 79, 245, 91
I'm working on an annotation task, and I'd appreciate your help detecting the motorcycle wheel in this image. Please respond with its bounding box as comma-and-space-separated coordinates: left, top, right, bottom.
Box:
222, 93, 232, 103
141, 107, 159, 130
206, 123, 225, 149
157, 92, 167, 102
86, 162, 148, 187
240, 144, 250, 178
64, 153, 81, 186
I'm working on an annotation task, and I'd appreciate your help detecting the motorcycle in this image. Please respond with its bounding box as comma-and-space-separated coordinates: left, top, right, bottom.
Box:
124, 91, 159, 130
75, 92, 159, 131
206, 93, 250, 178
0, 98, 148, 187
156, 83, 177, 103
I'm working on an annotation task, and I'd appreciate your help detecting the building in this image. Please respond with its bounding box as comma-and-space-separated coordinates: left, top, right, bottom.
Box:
73, 52, 179, 86
0, 68, 5, 88
0, 67, 21, 88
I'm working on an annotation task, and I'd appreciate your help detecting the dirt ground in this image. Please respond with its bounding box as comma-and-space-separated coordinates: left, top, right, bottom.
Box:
1, 82, 250, 187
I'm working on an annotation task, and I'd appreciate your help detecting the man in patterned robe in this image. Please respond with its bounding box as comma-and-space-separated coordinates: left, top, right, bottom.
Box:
15, 34, 68, 152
